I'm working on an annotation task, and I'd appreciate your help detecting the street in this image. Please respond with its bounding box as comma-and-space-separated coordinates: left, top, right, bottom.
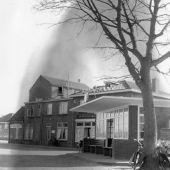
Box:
0, 142, 131, 170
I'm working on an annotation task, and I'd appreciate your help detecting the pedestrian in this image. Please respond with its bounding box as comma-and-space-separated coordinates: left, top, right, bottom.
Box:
79, 140, 83, 152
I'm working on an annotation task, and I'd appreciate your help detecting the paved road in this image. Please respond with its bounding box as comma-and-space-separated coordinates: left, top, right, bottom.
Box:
0, 143, 131, 170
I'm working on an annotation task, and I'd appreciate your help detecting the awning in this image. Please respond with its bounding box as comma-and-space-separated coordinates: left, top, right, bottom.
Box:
70, 96, 170, 113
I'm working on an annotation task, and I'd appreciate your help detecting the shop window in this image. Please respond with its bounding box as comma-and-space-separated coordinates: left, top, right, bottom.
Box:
107, 119, 114, 138
47, 103, 52, 115
57, 122, 68, 140
139, 107, 144, 140
113, 107, 129, 139
59, 102, 68, 114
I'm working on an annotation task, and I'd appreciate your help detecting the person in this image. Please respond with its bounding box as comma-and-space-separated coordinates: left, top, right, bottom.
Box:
79, 140, 83, 152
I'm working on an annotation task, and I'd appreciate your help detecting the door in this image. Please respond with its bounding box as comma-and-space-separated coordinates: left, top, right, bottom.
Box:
84, 127, 91, 138
106, 119, 113, 147
46, 126, 51, 144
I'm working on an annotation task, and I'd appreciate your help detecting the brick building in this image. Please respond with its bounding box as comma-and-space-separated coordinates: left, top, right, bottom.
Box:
23, 75, 95, 147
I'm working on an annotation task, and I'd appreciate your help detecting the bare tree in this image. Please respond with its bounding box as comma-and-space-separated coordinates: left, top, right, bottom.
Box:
37, 0, 170, 169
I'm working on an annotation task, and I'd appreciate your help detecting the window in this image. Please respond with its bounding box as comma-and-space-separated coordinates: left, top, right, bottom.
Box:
113, 107, 129, 139
10, 124, 22, 139
76, 122, 83, 126
85, 122, 91, 126
26, 106, 34, 117
59, 102, 68, 114
47, 103, 52, 115
37, 104, 41, 116
139, 107, 144, 140
107, 119, 114, 138
4, 123, 8, 129
24, 124, 33, 140
57, 122, 68, 140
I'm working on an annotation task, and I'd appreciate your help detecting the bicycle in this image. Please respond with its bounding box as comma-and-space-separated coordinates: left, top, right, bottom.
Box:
129, 139, 145, 170
129, 139, 170, 170
156, 141, 170, 170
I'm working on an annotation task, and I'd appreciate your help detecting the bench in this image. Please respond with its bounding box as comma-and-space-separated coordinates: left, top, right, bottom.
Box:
104, 147, 112, 157
89, 139, 105, 154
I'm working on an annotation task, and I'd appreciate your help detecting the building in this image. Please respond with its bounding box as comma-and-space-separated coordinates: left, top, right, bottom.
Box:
9, 107, 24, 143
8, 75, 170, 159
23, 75, 94, 146
70, 80, 170, 159
0, 113, 13, 140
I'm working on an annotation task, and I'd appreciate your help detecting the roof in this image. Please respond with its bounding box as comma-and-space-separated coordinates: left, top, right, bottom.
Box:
71, 80, 140, 97
10, 107, 24, 122
0, 113, 13, 122
41, 75, 89, 91
70, 96, 170, 113
70, 80, 170, 99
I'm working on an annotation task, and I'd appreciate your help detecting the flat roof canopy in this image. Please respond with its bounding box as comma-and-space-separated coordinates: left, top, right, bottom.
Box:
70, 96, 170, 113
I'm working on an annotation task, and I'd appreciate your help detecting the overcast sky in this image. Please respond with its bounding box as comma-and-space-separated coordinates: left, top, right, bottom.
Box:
0, 0, 123, 116
1, 0, 170, 116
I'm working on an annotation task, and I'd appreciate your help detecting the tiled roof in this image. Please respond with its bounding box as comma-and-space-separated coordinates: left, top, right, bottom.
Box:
10, 107, 24, 122
41, 75, 89, 91
0, 113, 13, 122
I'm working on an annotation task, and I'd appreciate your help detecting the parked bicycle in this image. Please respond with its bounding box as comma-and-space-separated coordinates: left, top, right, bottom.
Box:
156, 140, 170, 169
129, 139, 170, 170
129, 139, 145, 170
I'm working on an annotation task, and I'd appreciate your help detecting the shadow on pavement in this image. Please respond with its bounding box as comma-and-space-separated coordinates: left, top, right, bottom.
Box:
0, 153, 100, 167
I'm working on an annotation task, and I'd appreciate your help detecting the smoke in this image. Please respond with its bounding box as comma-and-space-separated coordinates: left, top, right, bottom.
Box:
17, 10, 107, 108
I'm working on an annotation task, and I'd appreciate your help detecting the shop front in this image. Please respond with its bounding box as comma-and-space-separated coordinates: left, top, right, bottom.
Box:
70, 96, 170, 159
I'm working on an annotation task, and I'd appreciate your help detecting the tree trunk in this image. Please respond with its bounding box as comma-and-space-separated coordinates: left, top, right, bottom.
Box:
140, 65, 159, 170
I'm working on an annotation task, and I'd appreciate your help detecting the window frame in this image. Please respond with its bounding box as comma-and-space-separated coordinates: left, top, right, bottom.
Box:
56, 122, 68, 141
113, 107, 129, 140
138, 107, 144, 141
47, 103, 53, 115
59, 102, 68, 114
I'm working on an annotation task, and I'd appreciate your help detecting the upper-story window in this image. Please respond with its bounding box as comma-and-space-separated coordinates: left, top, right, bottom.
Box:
37, 104, 41, 116
26, 106, 34, 117
47, 103, 52, 115
59, 102, 68, 114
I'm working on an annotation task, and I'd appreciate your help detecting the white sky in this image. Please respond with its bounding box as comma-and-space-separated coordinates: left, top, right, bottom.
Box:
0, 0, 170, 117
0, 0, 63, 116
0, 0, 110, 116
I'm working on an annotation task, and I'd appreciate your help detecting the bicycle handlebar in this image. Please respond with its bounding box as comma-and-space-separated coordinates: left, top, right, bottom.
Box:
134, 139, 143, 147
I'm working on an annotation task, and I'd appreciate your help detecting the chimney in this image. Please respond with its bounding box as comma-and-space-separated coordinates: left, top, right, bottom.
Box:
77, 79, 81, 83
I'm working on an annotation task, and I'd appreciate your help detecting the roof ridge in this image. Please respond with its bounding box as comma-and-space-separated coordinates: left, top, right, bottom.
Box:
41, 75, 87, 85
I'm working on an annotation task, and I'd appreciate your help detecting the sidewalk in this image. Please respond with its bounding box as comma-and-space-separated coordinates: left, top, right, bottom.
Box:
73, 151, 131, 168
